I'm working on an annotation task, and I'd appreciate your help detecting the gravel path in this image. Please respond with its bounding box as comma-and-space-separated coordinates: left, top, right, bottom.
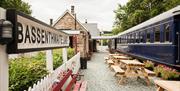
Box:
81, 46, 156, 91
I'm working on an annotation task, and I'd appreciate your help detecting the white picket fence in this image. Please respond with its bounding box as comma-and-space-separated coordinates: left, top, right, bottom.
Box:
26, 52, 80, 91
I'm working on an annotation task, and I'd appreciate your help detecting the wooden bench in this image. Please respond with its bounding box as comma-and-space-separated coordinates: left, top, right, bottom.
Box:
111, 65, 126, 84
73, 81, 87, 91
104, 57, 109, 63
154, 80, 180, 91
104, 57, 109, 60
79, 81, 87, 91
107, 59, 114, 67
52, 70, 87, 91
144, 68, 155, 76
111, 65, 125, 76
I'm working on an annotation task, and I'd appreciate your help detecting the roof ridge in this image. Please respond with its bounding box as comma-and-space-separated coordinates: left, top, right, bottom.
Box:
53, 9, 89, 32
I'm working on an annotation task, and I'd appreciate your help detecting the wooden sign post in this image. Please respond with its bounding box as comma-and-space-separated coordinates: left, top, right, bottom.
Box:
0, 7, 9, 91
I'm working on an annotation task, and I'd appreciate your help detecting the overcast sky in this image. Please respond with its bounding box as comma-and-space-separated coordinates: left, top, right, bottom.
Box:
23, 0, 128, 31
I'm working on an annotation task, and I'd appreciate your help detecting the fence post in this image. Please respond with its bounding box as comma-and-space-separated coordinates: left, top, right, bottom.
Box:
0, 7, 8, 91
45, 19, 54, 73
62, 48, 68, 63
46, 50, 53, 73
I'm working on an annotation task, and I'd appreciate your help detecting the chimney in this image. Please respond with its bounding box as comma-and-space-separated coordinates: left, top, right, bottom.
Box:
71, 5, 75, 15
85, 19, 87, 23
50, 19, 53, 26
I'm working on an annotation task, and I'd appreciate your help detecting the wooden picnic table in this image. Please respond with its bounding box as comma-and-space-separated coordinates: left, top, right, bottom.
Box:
118, 60, 151, 86
108, 54, 120, 59
109, 54, 122, 56
120, 60, 144, 66
154, 80, 180, 91
113, 56, 129, 59
112, 56, 129, 65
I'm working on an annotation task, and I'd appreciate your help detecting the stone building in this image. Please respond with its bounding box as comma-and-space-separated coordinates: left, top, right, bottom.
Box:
53, 6, 90, 60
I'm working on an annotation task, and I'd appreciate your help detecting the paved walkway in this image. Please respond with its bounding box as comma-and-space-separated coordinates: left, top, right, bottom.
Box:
81, 46, 156, 91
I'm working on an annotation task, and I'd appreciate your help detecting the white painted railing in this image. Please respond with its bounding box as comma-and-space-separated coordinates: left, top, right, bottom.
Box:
26, 52, 80, 91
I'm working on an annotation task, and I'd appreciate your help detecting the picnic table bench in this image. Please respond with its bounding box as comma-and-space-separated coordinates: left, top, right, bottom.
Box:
107, 59, 114, 67
108, 53, 125, 59
113, 55, 129, 60
52, 70, 87, 91
104, 57, 109, 60
111, 65, 125, 76
144, 69, 155, 76
154, 80, 180, 91
117, 60, 155, 86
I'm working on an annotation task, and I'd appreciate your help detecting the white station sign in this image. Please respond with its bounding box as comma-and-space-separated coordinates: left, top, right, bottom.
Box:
6, 9, 69, 54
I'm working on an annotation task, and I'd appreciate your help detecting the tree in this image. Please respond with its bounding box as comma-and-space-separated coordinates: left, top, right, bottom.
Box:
0, 0, 32, 14
113, 0, 180, 34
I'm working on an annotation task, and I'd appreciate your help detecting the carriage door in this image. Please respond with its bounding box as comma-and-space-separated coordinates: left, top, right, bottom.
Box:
175, 15, 180, 65
177, 22, 180, 65
115, 38, 117, 49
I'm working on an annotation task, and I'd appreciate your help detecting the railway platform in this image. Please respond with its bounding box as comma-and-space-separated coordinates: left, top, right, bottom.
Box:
80, 46, 157, 91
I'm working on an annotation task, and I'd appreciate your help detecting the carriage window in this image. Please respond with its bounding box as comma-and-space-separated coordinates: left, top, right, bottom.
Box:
131, 34, 134, 43
164, 24, 170, 42
119, 38, 121, 43
126, 35, 129, 43
131, 34, 133, 43
133, 33, 135, 43
146, 31, 150, 43
125, 36, 127, 44
136, 33, 139, 43
122, 37, 124, 44
126, 36, 127, 43
140, 32, 143, 43
142, 32, 146, 43
151, 29, 155, 43
123, 36, 125, 44
122, 36, 125, 44
121, 37, 123, 44
130, 34, 132, 43
155, 26, 160, 42
133, 33, 136, 43
117, 38, 119, 43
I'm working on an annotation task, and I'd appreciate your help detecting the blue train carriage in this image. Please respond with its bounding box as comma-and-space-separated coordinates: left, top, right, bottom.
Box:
115, 5, 180, 68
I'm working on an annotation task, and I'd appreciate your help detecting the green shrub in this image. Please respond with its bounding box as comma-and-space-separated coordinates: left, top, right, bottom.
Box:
154, 65, 180, 80
144, 61, 154, 71
102, 40, 108, 45
67, 48, 75, 60
9, 48, 75, 90
32, 52, 45, 61
53, 49, 63, 69
9, 57, 48, 91
53, 48, 75, 69
154, 65, 164, 77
